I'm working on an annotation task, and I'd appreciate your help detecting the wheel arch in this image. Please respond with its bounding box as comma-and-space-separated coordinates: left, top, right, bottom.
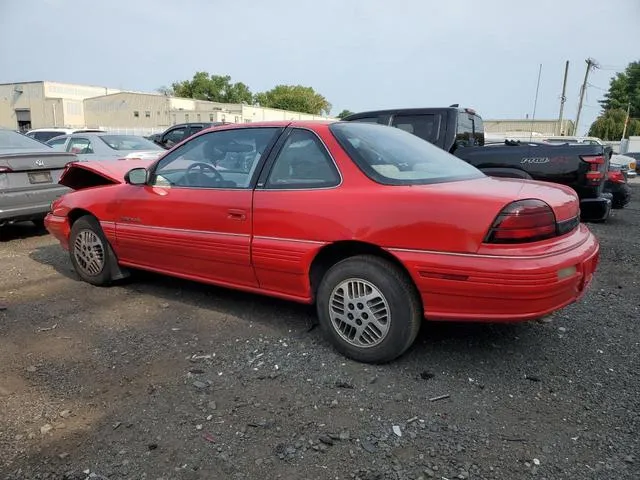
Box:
67, 209, 129, 282
67, 208, 96, 225
308, 240, 420, 303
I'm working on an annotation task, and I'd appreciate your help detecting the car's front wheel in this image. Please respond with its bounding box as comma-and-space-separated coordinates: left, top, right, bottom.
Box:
69, 215, 114, 286
316, 255, 422, 363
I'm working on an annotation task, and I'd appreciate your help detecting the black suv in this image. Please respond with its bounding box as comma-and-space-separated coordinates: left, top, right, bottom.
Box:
149, 122, 229, 149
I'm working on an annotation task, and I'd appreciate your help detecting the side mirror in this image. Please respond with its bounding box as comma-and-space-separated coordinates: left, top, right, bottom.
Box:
124, 167, 148, 185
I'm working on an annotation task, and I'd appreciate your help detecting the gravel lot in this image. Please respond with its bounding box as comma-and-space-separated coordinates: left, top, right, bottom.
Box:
1, 182, 638, 480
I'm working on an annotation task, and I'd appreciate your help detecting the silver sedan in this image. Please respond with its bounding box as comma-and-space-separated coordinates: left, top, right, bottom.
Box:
46, 132, 165, 161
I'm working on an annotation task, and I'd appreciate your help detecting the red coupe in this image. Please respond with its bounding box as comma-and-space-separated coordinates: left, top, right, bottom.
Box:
45, 121, 599, 363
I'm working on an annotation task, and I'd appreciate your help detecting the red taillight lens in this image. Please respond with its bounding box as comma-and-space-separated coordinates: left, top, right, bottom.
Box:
484, 199, 557, 244
607, 170, 625, 183
581, 155, 605, 185
0, 166, 13, 173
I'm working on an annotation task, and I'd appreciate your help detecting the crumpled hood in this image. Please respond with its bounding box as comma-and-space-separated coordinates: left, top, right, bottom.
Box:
59, 159, 154, 189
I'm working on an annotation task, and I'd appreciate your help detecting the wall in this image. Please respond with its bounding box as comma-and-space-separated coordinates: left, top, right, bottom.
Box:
485, 119, 575, 136
43, 82, 120, 100
241, 105, 335, 122
84, 92, 170, 128
0, 82, 46, 129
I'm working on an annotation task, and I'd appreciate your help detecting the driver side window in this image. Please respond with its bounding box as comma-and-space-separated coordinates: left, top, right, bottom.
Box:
151, 127, 281, 189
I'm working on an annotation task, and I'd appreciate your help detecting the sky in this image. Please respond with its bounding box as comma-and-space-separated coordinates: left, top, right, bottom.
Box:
1, 0, 639, 134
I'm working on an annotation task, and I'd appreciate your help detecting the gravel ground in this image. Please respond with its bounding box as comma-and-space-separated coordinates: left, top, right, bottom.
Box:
1, 183, 638, 480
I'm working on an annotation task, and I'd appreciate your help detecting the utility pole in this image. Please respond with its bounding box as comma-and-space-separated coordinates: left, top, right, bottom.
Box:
574, 57, 599, 136
557, 60, 569, 135
621, 101, 631, 140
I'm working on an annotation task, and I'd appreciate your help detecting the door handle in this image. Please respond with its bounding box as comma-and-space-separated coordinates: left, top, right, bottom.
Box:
227, 209, 246, 221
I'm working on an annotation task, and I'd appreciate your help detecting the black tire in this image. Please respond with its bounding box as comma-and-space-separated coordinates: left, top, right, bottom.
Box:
69, 215, 113, 286
316, 255, 422, 364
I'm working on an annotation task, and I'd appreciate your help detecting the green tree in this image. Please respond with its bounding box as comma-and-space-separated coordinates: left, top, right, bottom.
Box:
254, 85, 331, 115
598, 60, 640, 118
588, 108, 640, 140
156, 85, 174, 96
171, 72, 253, 104
337, 109, 355, 119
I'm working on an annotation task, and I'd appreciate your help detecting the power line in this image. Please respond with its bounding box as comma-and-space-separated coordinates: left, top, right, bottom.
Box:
587, 82, 608, 91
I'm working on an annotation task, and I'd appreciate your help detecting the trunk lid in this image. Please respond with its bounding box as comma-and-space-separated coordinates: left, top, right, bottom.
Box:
0, 150, 77, 171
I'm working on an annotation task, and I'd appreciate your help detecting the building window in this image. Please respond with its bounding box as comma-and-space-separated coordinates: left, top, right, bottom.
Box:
145, 111, 151, 118
209, 114, 214, 122
133, 111, 139, 118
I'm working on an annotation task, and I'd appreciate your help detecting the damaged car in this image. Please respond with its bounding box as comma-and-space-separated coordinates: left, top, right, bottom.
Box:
45, 121, 600, 363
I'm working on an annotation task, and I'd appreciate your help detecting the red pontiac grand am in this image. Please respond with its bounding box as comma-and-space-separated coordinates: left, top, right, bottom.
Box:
45, 121, 599, 363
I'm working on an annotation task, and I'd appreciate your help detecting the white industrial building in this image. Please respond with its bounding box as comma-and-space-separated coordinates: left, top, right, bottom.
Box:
0, 81, 334, 134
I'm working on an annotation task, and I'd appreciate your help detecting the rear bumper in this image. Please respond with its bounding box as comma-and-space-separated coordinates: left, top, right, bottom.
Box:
391, 225, 599, 322
579, 196, 611, 221
0, 186, 69, 223
604, 181, 632, 208
44, 213, 71, 250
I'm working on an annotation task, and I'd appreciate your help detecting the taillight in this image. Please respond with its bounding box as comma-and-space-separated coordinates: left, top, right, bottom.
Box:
484, 199, 557, 244
581, 155, 605, 185
607, 170, 626, 184
0, 166, 13, 173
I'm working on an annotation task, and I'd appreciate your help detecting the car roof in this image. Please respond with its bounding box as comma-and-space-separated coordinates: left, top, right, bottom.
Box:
201, 119, 337, 131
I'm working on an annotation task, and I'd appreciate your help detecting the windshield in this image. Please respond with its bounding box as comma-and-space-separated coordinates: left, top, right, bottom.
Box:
99, 135, 163, 151
329, 122, 484, 185
0, 129, 52, 149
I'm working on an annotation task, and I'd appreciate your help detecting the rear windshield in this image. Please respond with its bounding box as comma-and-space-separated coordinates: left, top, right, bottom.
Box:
0, 130, 52, 149
29, 131, 68, 143
98, 135, 163, 151
329, 122, 484, 185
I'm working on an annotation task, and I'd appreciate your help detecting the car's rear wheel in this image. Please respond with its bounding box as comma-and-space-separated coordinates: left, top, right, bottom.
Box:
69, 215, 113, 286
316, 255, 422, 363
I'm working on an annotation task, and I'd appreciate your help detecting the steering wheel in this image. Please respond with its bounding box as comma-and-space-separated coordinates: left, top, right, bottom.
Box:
184, 162, 224, 186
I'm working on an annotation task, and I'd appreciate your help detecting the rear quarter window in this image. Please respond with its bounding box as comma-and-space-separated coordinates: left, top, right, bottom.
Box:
330, 122, 483, 186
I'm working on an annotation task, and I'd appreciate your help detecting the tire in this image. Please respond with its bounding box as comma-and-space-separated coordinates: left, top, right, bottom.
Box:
316, 255, 422, 364
69, 215, 113, 286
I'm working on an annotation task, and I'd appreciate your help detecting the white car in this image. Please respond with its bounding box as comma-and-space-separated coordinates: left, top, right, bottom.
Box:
25, 128, 105, 144
45, 132, 165, 161
610, 154, 637, 178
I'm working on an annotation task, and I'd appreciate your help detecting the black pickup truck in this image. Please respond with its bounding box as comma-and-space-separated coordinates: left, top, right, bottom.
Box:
343, 107, 611, 221
453, 141, 611, 220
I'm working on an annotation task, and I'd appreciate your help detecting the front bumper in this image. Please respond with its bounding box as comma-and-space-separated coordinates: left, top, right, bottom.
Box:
44, 213, 71, 250
391, 225, 599, 322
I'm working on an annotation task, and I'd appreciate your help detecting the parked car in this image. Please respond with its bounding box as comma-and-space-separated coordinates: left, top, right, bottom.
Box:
45, 121, 599, 363
46, 132, 165, 161
0, 128, 74, 228
610, 154, 637, 178
604, 164, 632, 209
152, 122, 230, 149
343, 108, 612, 222
26, 128, 105, 143
623, 152, 640, 173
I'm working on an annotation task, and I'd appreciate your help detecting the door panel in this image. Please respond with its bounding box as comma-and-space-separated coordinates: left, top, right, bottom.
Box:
115, 185, 256, 287
114, 126, 283, 288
